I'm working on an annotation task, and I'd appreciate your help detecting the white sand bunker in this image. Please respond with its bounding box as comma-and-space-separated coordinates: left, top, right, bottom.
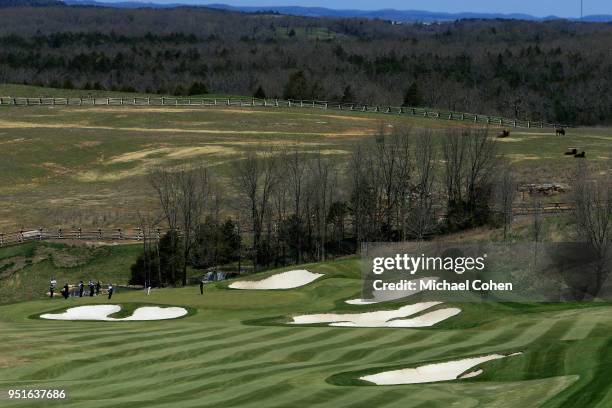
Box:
40, 305, 187, 321
346, 277, 438, 305
361, 352, 522, 385
291, 302, 461, 328
229, 270, 323, 290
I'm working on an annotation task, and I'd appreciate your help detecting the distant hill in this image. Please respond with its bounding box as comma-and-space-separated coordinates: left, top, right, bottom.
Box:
60, 1, 612, 23
0, 0, 63, 6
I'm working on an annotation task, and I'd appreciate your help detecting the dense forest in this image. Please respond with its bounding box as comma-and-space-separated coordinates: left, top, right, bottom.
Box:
1, 4, 611, 124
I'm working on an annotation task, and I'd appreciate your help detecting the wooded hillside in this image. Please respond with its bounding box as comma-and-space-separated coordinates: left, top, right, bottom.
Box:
0, 5, 611, 124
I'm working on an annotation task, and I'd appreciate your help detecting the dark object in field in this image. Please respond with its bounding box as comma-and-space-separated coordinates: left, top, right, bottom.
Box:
574, 151, 586, 158
519, 182, 568, 196
556, 128, 566, 136
565, 148, 577, 155
498, 130, 510, 138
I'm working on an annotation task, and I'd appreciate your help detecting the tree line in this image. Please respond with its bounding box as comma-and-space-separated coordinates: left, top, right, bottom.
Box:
0, 6, 611, 124
130, 127, 523, 286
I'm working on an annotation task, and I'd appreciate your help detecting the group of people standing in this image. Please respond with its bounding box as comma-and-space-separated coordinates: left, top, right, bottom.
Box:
49, 278, 115, 300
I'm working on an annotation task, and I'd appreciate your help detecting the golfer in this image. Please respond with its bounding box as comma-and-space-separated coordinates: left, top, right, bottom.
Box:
78, 281, 84, 297
62, 283, 69, 300
88, 280, 95, 297
49, 278, 57, 298
108, 283, 114, 300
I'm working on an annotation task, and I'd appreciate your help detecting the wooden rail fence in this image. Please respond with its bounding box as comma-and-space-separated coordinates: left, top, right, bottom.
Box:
0, 96, 568, 129
0, 203, 574, 248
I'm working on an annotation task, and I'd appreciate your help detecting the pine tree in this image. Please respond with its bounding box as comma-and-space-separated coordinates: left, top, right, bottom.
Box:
402, 82, 424, 107
253, 85, 266, 99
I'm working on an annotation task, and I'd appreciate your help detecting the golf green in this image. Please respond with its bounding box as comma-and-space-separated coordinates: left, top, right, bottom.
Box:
1, 258, 610, 407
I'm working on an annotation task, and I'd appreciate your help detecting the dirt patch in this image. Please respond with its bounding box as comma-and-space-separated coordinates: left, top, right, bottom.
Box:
76, 141, 102, 148
325, 128, 376, 138
0, 137, 28, 145
496, 138, 526, 143
0, 355, 29, 368
507, 154, 543, 163
0, 119, 336, 137
40, 162, 71, 175
320, 114, 375, 122
108, 145, 237, 164
64, 107, 211, 114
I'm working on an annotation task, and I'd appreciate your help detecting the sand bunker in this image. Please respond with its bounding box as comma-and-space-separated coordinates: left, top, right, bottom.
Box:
291, 302, 461, 328
40, 305, 187, 321
229, 270, 323, 290
346, 277, 438, 305
361, 353, 522, 385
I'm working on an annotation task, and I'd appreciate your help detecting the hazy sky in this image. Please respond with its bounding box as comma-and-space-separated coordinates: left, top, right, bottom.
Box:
177, 1, 608, 18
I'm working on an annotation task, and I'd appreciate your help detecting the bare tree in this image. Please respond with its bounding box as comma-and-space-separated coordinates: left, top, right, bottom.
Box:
149, 164, 209, 286
149, 168, 180, 284
442, 129, 466, 206
442, 127, 498, 230
571, 161, 612, 291
494, 162, 517, 240
407, 131, 437, 240
234, 149, 277, 269
310, 150, 337, 261
285, 147, 307, 263
465, 127, 498, 209
136, 210, 162, 290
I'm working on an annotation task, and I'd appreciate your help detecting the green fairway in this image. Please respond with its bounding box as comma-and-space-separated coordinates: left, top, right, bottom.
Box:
1, 258, 611, 407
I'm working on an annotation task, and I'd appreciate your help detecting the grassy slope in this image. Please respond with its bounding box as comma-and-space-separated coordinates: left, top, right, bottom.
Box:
0, 258, 611, 407
0, 84, 610, 229
0, 242, 142, 304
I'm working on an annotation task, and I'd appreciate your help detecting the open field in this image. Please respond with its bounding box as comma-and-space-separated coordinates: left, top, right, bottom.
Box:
1, 257, 612, 407
1, 85, 611, 230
